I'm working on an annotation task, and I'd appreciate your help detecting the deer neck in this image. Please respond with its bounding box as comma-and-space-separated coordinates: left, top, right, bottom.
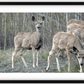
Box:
74, 37, 83, 51
36, 29, 43, 36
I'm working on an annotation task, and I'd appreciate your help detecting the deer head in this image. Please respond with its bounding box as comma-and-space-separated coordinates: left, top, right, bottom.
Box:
32, 16, 45, 32
77, 50, 84, 66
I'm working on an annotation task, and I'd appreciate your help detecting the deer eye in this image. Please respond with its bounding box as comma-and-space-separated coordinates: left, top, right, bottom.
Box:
78, 57, 80, 58
83, 57, 84, 58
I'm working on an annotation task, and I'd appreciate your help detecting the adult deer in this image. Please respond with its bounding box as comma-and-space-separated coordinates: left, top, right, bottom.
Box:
12, 16, 45, 68
46, 32, 84, 73
67, 19, 84, 44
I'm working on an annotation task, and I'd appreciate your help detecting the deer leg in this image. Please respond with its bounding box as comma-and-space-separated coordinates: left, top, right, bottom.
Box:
32, 47, 35, 68
20, 49, 28, 68
55, 50, 61, 72
12, 48, 20, 68
36, 50, 39, 67
66, 47, 71, 72
79, 65, 83, 73
46, 49, 55, 71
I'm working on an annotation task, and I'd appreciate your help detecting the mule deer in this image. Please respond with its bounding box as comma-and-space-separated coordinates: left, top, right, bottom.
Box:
67, 19, 84, 26
12, 16, 45, 68
46, 32, 84, 72
67, 19, 84, 44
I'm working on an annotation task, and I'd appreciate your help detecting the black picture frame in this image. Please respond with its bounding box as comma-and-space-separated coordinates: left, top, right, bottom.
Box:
0, 2, 84, 5
0, 1, 84, 83
0, 80, 84, 83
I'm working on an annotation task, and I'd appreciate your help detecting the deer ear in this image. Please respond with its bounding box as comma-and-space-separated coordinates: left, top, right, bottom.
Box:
32, 16, 35, 21
42, 16, 45, 21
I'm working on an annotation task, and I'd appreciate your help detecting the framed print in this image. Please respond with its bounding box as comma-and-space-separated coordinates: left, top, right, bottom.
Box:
0, 1, 84, 83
